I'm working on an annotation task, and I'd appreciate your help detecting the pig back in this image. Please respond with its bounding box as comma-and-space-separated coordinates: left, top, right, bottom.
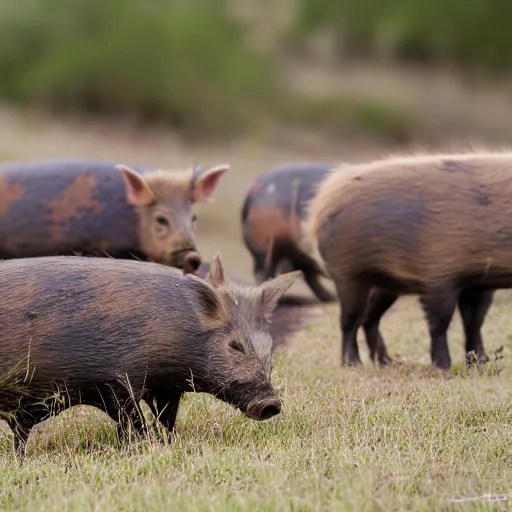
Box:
312, 154, 512, 285
0, 159, 146, 258
0, 256, 203, 392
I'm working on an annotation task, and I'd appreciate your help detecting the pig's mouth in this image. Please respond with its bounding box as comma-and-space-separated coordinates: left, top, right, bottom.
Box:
212, 384, 281, 421
243, 396, 282, 421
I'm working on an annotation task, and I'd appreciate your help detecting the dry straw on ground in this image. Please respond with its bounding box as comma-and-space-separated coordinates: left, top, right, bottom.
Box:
1, 294, 511, 511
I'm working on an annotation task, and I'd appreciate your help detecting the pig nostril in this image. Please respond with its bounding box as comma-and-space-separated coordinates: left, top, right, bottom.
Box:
259, 402, 281, 420
183, 252, 201, 273
188, 256, 201, 271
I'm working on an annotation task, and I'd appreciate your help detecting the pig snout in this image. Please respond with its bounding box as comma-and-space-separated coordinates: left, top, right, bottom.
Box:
183, 251, 201, 274
245, 395, 282, 421
170, 247, 202, 273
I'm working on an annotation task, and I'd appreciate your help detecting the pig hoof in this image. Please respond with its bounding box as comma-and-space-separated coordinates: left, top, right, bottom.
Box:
378, 354, 392, 366
370, 346, 392, 366
342, 356, 362, 367
432, 359, 451, 371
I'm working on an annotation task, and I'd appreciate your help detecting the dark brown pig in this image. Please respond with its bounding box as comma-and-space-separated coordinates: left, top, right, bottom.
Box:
241, 163, 335, 302
307, 152, 503, 370
0, 253, 300, 457
0, 158, 229, 273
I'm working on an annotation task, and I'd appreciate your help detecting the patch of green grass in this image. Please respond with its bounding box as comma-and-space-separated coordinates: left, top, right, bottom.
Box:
1, 296, 512, 510
0, 0, 280, 138
0, 1, 425, 143
293, 0, 512, 73
284, 93, 415, 143
0, 359, 40, 424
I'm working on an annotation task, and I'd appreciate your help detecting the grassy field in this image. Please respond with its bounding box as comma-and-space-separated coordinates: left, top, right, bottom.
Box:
1, 95, 512, 510
1, 293, 511, 511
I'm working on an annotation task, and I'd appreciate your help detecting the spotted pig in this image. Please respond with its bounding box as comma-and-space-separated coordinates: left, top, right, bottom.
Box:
241, 163, 335, 302
0, 158, 229, 272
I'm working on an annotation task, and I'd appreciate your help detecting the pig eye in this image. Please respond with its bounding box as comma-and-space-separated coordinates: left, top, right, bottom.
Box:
191, 214, 197, 223
229, 339, 245, 353
156, 215, 169, 226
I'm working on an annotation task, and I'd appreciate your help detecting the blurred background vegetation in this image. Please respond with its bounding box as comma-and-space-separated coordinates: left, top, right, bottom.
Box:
0, 0, 510, 142
292, 0, 512, 71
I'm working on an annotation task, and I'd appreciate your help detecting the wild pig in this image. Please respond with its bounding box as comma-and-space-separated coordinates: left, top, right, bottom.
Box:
0, 158, 229, 273
307, 152, 503, 370
0, 253, 299, 457
241, 163, 335, 302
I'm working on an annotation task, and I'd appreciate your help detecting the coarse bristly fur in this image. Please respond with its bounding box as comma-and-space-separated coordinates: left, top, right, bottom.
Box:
116, 162, 229, 270
307, 150, 512, 287
0, 252, 299, 458
203, 256, 301, 373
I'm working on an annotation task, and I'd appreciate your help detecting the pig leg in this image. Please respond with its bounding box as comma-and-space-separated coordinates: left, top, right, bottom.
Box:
458, 287, 493, 366
253, 253, 277, 284
337, 280, 371, 366
7, 416, 32, 460
303, 268, 335, 303
258, 263, 278, 285
146, 389, 183, 440
362, 288, 397, 365
420, 288, 457, 369
104, 401, 149, 446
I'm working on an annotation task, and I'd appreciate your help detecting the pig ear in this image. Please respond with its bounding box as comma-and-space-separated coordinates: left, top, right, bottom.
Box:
195, 280, 230, 330
258, 270, 301, 321
192, 163, 204, 181
205, 252, 228, 288
117, 164, 157, 207
192, 164, 229, 203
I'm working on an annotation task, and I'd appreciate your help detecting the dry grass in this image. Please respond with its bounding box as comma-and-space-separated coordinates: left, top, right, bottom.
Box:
1, 292, 511, 511
1, 89, 512, 510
